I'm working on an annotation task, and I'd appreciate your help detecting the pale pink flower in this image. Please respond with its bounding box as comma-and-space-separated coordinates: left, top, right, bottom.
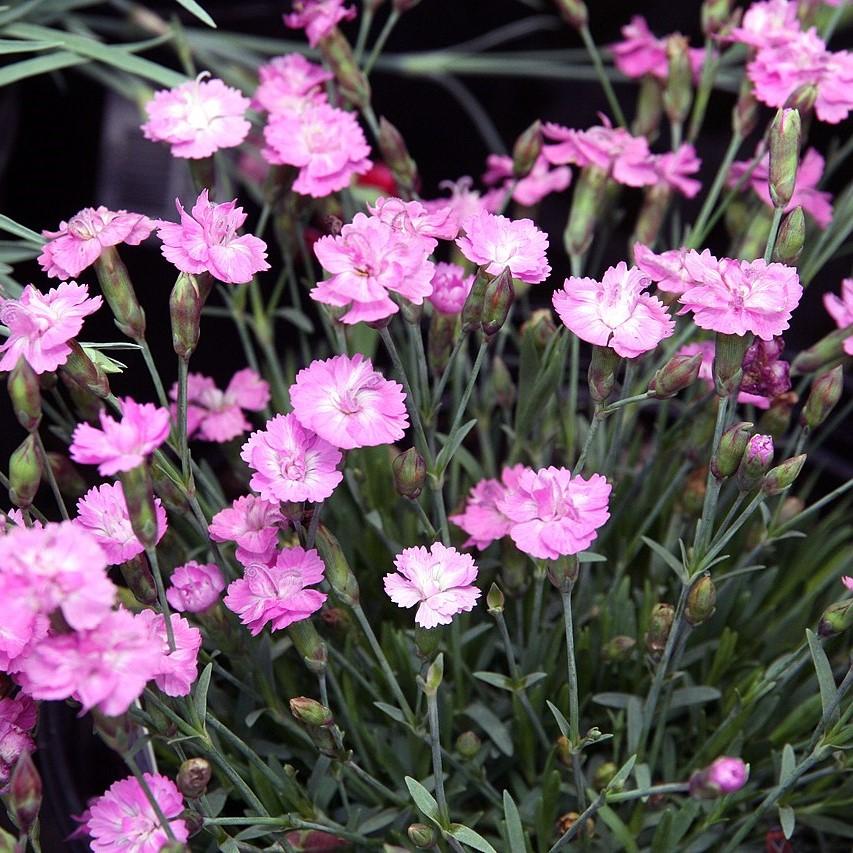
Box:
384, 542, 481, 629
842, 576, 853, 591
70, 398, 170, 476
429, 262, 474, 315
553, 262, 674, 358
141, 74, 250, 159
677, 253, 803, 339
156, 189, 270, 284
312, 211, 434, 323
0, 574, 44, 671
456, 211, 550, 283
633, 244, 693, 295
75, 482, 167, 565
87, 773, 188, 853
209, 495, 286, 566
498, 467, 611, 560
136, 609, 201, 697
729, 0, 801, 50
290, 354, 409, 449
253, 53, 332, 115
824, 278, 853, 356
449, 465, 527, 550
284, 0, 356, 47
543, 119, 658, 187
481, 153, 572, 208
368, 196, 459, 246
0, 281, 102, 374
654, 144, 702, 198
611, 16, 705, 81
38, 207, 153, 279
422, 177, 489, 238
224, 547, 327, 634
728, 148, 833, 228
166, 561, 226, 613
263, 103, 372, 198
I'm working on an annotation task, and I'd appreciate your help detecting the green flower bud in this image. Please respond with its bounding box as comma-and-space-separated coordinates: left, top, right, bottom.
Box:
712, 332, 751, 396
732, 75, 759, 138
588, 344, 621, 403
564, 165, 608, 257
663, 35, 693, 126
290, 697, 334, 728
710, 421, 753, 480
455, 730, 481, 759
118, 464, 159, 549
645, 603, 675, 657
288, 620, 328, 674
701, 0, 732, 37
378, 117, 418, 198
512, 119, 542, 179
9, 434, 42, 509
601, 635, 636, 663
170, 273, 203, 359
547, 555, 580, 592
773, 206, 805, 265
314, 524, 360, 607
632, 76, 664, 140
481, 266, 514, 337
818, 599, 853, 637
423, 652, 444, 696
762, 453, 806, 495
685, 574, 717, 626
319, 28, 370, 109
9, 752, 41, 835
119, 553, 158, 606
462, 267, 491, 333
801, 366, 843, 430
553, 0, 588, 29
486, 582, 505, 614
392, 447, 426, 499
428, 312, 458, 376
94, 246, 146, 340
177, 758, 212, 799
415, 624, 442, 660
8, 359, 42, 432
648, 352, 703, 399
91, 710, 136, 753
61, 340, 111, 399
769, 108, 801, 209
757, 391, 797, 439
408, 823, 438, 848
593, 761, 618, 789
784, 83, 817, 116
791, 325, 853, 375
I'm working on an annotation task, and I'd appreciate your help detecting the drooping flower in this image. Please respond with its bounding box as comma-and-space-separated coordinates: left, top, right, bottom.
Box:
141, 74, 251, 159
38, 207, 154, 279
87, 773, 188, 853
633, 244, 693, 295
209, 495, 286, 566
290, 354, 409, 449
155, 189, 270, 284
429, 263, 475, 315
70, 398, 170, 476
456, 211, 550, 283
728, 148, 833, 228
169, 369, 270, 443
481, 153, 572, 209
283, 0, 356, 47
653, 144, 702, 198
0, 282, 102, 374
689, 757, 749, 798
311, 211, 434, 323
553, 261, 675, 358
75, 482, 167, 565
136, 609, 201, 697
449, 465, 527, 550
677, 253, 803, 339
611, 16, 705, 81
253, 53, 332, 115
263, 103, 372, 198
0, 694, 37, 790
498, 467, 612, 560
166, 561, 226, 613
728, 0, 801, 50
224, 547, 327, 634
384, 542, 481, 629
823, 278, 853, 355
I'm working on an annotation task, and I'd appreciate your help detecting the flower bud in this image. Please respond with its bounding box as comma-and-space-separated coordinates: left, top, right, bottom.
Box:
732, 75, 758, 138
702, 0, 731, 37
319, 28, 370, 109
170, 273, 203, 359
314, 524, 360, 607
455, 730, 481, 759
601, 635, 636, 663
784, 83, 817, 116
94, 246, 147, 340
761, 453, 806, 495
461, 268, 491, 333
408, 823, 438, 848
177, 758, 212, 799
769, 109, 801, 209
757, 391, 797, 439
689, 757, 748, 798
378, 117, 418, 198
290, 697, 334, 728
713, 332, 751, 396
486, 582, 505, 614
489, 355, 516, 410
710, 421, 753, 480
564, 166, 608, 257
556, 812, 595, 840
773, 206, 805, 265
428, 312, 457, 375
9, 434, 42, 509
663, 35, 693, 126
791, 325, 852, 375
801, 366, 842, 430
119, 464, 160, 549
8, 359, 42, 432
553, 0, 588, 30
818, 599, 853, 637
288, 620, 328, 674
589, 345, 621, 403
593, 762, 618, 789
512, 119, 542, 179
736, 434, 774, 492
649, 352, 703, 399
521, 309, 557, 353
61, 340, 111, 399
632, 76, 664, 140
423, 652, 444, 696
685, 575, 717, 626
119, 553, 158, 605
547, 555, 580, 592
481, 266, 514, 337
645, 603, 675, 657
392, 447, 426, 499
92, 710, 139, 754
9, 752, 41, 835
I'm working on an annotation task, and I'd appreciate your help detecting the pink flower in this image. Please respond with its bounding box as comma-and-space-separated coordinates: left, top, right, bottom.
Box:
611, 16, 705, 81
368, 196, 459, 246
263, 103, 372, 198
0, 574, 44, 671
87, 773, 188, 853
70, 398, 170, 476
75, 482, 167, 565
156, 189, 270, 284
449, 465, 527, 550
633, 244, 693, 295
824, 278, 853, 355
166, 561, 226, 613
728, 148, 833, 228
312, 211, 434, 323
224, 547, 327, 634
241, 413, 343, 503
0, 695, 37, 790
209, 495, 286, 566
169, 369, 270, 443
284, 0, 356, 47
422, 177, 489, 237
136, 609, 201, 697
729, 0, 801, 50
253, 53, 332, 115
38, 207, 153, 279
543, 119, 658, 187
740, 336, 791, 402
654, 144, 702, 198
689, 757, 749, 798
384, 542, 481, 628
842, 576, 853, 591
482, 153, 572, 208
429, 263, 474, 315
0, 281, 102, 374
553, 262, 675, 358
456, 211, 550, 283
677, 253, 803, 339
290, 354, 409, 449
498, 467, 611, 560
141, 74, 250, 159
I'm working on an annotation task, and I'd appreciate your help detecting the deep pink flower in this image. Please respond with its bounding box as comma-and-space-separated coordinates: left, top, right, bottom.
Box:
740, 336, 791, 401
449, 465, 527, 550
156, 189, 270, 284
87, 773, 188, 853
141, 74, 250, 159
728, 148, 833, 228
0, 695, 37, 790
729, 0, 801, 50
368, 196, 459, 246
209, 495, 286, 566
654, 144, 702, 198
253, 53, 332, 115
166, 561, 226, 613
824, 278, 853, 356
498, 467, 611, 560
75, 482, 167, 565
633, 244, 693, 295
241, 413, 343, 503
224, 547, 327, 634
284, 0, 356, 47
689, 757, 749, 798
38, 207, 153, 279
384, 542, 481, 628
290, 354, 409, 449
136, 609, 201, 697
429, 263, 474, 315
678, 253, 803, 339
611, 16, 705, 81
70, 398, 170, 476
0, 282, 102, 374
842, 575, 853, 591
482, 153, 572, 208
263, 103, 372, 198
312, 211, 434, 323
422, 177, 489, 238
456, 211, 550, 283
553, 262, 674, 358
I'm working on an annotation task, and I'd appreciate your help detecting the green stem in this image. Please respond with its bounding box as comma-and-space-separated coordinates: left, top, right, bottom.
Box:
145, 546, 176, 652
579, 25, 627, 127
138, 338, 169, 408
363, 8, 401, 76
354, 6, 374, 62
600, 391, 653, 414
763, 206, 784, 263
687, 39, 717, 143
426, 689, 450, 825
445, 340, 488, 444
33, 431, 68, 520
693, 395, 729, 557
808, 664, 853, 752
177, 355, 190, 482
700, 491, 764, 569
560, 585, 580, 744
566, 334, 580, 464
431, 333, 467, 412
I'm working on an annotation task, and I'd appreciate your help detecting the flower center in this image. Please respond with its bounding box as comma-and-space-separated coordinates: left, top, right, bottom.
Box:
280, 450, 307, 481
333, 389, 362, 415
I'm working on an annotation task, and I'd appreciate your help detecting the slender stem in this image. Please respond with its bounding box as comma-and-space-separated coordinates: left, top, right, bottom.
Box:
123, 751, 178, 842
354, 6, 374, 62
686, 132, 743, 248
566, 334, 580, 464
431, 333, 467, 412
33, 431, 68, 520
687, 39, 717, 143
549, 790, 605, 852
177, 355, 190, 482
693, 396, 729, 557
410, 321, 430, 418
363, 9, 401, 76
560, 585, 580, 744
138, 338, 169, 408
573, 410, 603, 475
603, 361, 637, 472
146, 546, 176, 652
808, 664, 853, 752
600, 391, 653, 414
579, 25, 627, 127
445, 340, 488, 443
410, 498, 437, 537
700, 491, 764, 569
763, 206, 784, 263
426, 689, 452, 830
305, 501, 323, 550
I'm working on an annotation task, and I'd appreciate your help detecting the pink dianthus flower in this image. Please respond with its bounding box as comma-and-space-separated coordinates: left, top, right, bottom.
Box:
166, 561, 226, 613
481, 153, 572, 209
136, 609, 201, 697
633, 244, 693, 295
422, 177, 489, 238
429, 262, 474, 315
654, 144, 702, 198
449, 465, 527, 550
611, 16, 705, 81
368, 196, 459, 246
728, 0, 801, 50
0, 695, 37, 790
253, 53, 332, 115
209, 495, 286, 566
284, 0, 356, 47
823, 278, 853, 355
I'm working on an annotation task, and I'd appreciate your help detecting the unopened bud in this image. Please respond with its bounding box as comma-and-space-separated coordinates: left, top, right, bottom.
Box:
710, 421, 753, 480
486, 582, 505, 614
757, 391, 797, 439
649, 352, 703, 399
489, 355, 516, 410
118, 464, 159, 548
818, 599, 853, 637
288, 620, 328, 674
415, 624, 441, 660
556, 812, 595, 839
314, 525, 360, 607
177, 758, 212, 799
645, 603, 675, 656
9, 434, 42, 509
588, 345, 620, 403
773, 207, 805, 265
9, 752, 42, 835
461, 267, 491, 333
455, 730, 481, 759
701, 0, 731, 37
94, 246, 146, 340
601, 635, 636, 662
512, 120, 542, 178
713, 332, 751, 396
564, 166, 608, 257
632, 76, 664, 140
663, 35, 693, 126
429, 312, 457, 375
423, 653, 444, 695
593, 762, 618, 789
778, 496, 805, 524
392, 447, 426, 499
319, 28, 370, 109
732, 75, 758, 138
801, 366, 843, 430
685, 575, 717, 626
8, 359, 42, 432
482, 266, 514, 337
290, 697, 334, 728
378, 117, 418, 197
408, 823, 438, 848
92, 710, 136, 753
784, 84, 817, 116
547, 555, 580, 592
170, 273, 203, 359
769, 109, 801, 208
689, 757, 748, 798
521, 309, 557, 353
61, 340, 111, 398
761, 453, 806, 495
119, 553, 158, 605
736, 434, 774, 492
791, 325, 852, 375
553, 0, 588, 30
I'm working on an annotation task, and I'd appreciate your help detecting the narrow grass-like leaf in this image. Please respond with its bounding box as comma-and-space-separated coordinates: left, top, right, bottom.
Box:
669, 687, 721, 709
0, 214, 44, 244
597, 804, 640, 853
193, 662, 213, 724
174, 0, 217, 28
434, 418, 477, 477
806, 628, 837, 721
503, 790, 526, 853
546, 700, 571, 738
641, 536, 687, 581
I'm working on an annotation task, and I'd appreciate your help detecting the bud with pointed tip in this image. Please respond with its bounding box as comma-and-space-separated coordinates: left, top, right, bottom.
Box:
601, 635, 636, 662
392, 447, 426, 499
564, 165, 608, 257
710, 421, 753, 480
118, 464, 159, 549
736, 434, 774, 492
663, 35, 693, 126
61, 340, 111, 399
9, 434, 42, 509
686, 575, 717, 625
486, 582, 505, 614
769, 109, 801, 208
455, 730, 481, 759
553, 0, 588, 29
482, 267, 514, 337
170, 273, 203, 359
119, 553, 158, 605
649, 352, 703, 399
547, 555, 580, 592
177, 758, 212, 799
702, 0, 731, 37
288, 620, 328, 674
784, 84, 817, 116
818, 599, 853, 637
9, 752, 41, 835
732, 76, 758, 138
428, 312, 457, 376
773, 206, 805, 265
314, 524, 360, 607
423, 653, 444, 696
378, 117, 418, 198
47, 453, 86, 499
791, 325, 853, 375
713, 332, 751, 396
512, 119, 542, 178
589, 345, 621, 403
762, 453, 806, 495
8, 359, 41, 432
290, 697, 334, 728
521, 308, 557, 353
645, 603, 674, 657
319, 28, 370, 109
94, 246, 146, 340
461, 268, 490, 333
408, 823, 437, 848
801, 366, 842, 430
632, 76, 664, 139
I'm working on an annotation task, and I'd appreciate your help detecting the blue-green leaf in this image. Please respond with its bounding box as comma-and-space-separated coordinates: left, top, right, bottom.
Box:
405, 776, 441, 826
174, 0, 217, 28
503, 790, 527, 853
